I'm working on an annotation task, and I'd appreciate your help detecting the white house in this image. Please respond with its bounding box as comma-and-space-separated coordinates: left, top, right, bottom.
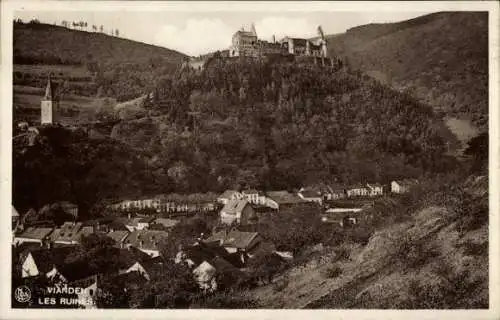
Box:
217, 190, 243, 204
298, 188, 323, 205
264, 191, 306, 210
366, 183, 384, 197
219, 200, 256, 225
391, 179, 419, 194
346, 184, 370, 197
242, 189, 266, 205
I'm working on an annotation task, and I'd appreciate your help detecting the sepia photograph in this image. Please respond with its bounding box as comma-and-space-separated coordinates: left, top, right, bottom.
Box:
1, 0, 498, 318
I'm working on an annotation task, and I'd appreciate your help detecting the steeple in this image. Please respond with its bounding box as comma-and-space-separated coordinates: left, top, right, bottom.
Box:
44, 74, 55, 100
40, 73, 58, 125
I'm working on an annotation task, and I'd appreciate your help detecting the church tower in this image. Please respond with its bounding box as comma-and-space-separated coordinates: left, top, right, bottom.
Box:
40, 74, 58, 125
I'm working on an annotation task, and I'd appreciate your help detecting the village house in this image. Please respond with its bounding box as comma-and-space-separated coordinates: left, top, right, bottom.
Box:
58, 201, 79, 219
346, 184, 370, 197
204, 230, 263, 265
114, 215, 152, 232
19, 247, 74, 278
137, 216, 155, 230
110, 196, 162, 212
322, 207, 364, 227
319, 183, 347, 200
12, 206, 21, 236
265, 190, 307, 210
149, 217, 179, 231
217, 190, 243, 204
242, 189, 266, 205
326, 187, 347, 200
106, 230, 130, 248
297, 188, 323, 205
367, 183, 384, 197
50, 222, 94, 246
175, 242, 245, 292
124, 229, 169, 257
219, 200, 257, 225
13, 227, 54, 247
391, 179, 419, 194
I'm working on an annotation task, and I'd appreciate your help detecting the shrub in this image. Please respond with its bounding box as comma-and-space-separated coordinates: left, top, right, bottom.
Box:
323, 265, 342, 278
460, 241, 488, 257
272, 278, 289, 292
334, 247, 350, 261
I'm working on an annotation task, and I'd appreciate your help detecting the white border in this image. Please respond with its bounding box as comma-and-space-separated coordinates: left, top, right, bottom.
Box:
1, 1, 499, 319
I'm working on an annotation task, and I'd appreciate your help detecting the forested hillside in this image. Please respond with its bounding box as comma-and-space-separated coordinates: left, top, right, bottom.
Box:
111, 58, 458, 193
12, 126, 165, 219
325, 12, 488, 129
13, 57, 462, 216
13, 21, 186, 102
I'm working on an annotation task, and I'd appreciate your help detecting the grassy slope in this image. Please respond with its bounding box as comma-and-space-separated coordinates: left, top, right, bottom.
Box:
13, 22, 187, 124
248, 176, 488, 308
326, 12, 488, 129
14, 22, 186, 66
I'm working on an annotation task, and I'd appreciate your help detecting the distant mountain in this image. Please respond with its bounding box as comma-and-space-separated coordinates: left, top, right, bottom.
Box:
13, 21, 188, 102
325, 12, 488, 129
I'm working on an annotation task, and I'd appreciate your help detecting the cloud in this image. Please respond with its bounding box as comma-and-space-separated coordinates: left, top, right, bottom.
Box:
255, 17, 318, 42
152, 16, 321, 56
153, 18, 233, 56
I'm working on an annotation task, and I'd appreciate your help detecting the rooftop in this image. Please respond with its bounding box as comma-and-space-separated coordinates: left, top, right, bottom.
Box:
17, 227, 54, 240
125, 230, 169, 251
106, 230, 130, 244
300, 190, 322, 198
152, 218, 179, 229
205, 230, 260, 250
222, 230, 260, 249
218, 190, 239, 199
12, 206, 19, 217
266, 191, 305, 205
50, 223, 93, 243
24, 246, 75, 273
221, 200, 250, 214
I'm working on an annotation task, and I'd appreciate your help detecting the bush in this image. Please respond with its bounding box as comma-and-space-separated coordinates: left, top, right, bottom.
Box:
334, 247, 350, 261
272, 278, 289, 292
460, 241, 488, 257
323, 265, 342, 278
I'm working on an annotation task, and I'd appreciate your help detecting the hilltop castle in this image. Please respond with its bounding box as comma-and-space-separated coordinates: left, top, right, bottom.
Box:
229, 23, 328, 58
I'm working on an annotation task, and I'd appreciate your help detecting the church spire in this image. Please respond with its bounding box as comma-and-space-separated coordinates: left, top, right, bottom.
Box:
44, 73, 54, 100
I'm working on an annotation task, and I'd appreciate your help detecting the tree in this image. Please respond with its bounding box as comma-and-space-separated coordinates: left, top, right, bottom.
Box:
159, 217, 209, 259
133, 261, 199, 308
99, 25, 103, 33
81, 233, 116, 251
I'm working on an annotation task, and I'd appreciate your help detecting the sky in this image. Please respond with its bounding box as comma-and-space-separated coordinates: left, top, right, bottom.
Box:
14, 9, 433, 56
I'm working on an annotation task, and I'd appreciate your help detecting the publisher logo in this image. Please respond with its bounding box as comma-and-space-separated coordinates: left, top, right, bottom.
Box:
14, 286, 31, 303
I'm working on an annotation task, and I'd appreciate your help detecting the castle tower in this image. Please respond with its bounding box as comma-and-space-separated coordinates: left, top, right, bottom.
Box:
251, 23, 257, 37
317, 25, 328, 58
40, 74, 58, 125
